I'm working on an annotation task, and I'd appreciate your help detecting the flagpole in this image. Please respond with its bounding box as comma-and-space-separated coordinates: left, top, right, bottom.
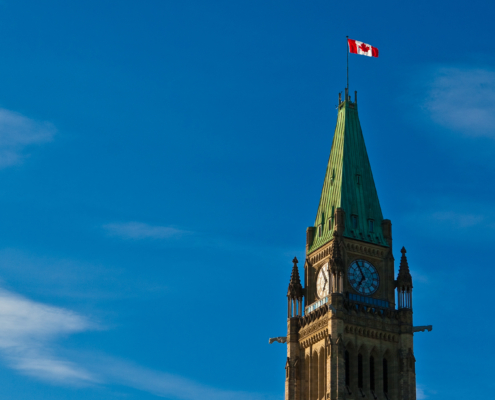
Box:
346, 35, 349, 93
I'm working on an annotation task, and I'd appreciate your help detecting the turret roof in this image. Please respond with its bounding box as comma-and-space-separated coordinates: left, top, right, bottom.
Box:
287, 257, 303, 298
397, 247, 413, 285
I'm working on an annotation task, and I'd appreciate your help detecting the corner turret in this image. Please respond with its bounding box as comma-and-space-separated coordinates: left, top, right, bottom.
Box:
287, 257, 303, 317
396, 247, 413, 309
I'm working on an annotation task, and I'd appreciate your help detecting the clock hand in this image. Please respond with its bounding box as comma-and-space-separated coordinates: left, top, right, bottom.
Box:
356, 263, 365, 286
357, 262, 364, 277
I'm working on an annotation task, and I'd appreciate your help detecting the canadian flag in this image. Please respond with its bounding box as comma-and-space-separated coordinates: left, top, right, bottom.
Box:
348, 39, 379, 58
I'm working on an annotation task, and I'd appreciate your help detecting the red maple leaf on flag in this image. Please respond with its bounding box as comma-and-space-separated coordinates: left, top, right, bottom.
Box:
359, 43, 370, 52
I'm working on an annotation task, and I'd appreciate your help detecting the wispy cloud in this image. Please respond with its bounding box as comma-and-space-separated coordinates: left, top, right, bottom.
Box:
103, 222, 188, 240
417, 385, 427, 399
0, 109, 55, 167
430, 211, 484, 228
102, 221, 300, 265
0, 288, 97, 384
422, 66, 495, 137
416, 384, 437, 400
92, 357, 279, 400
0, 248, 169, 300
0, 285, 277, 399
396, 193, 495, 247
403, 207, 492, 240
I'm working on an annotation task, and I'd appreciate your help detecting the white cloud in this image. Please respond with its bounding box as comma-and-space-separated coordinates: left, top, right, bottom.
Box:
0, 285, 277, 399
103, 222, 188, 240
423, 66, 495, 137
92, 357, 279, 400
402, 208, 493, 243
417, 386, 426, 399
399, 192, 495, 242
0, 288, 97, 384
430, 211, 484, 228
0, 108, 55, 167
416, 384, 432, 399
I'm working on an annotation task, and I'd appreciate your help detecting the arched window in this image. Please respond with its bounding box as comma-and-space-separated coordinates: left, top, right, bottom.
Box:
370, 356, 375, 391
311, 351, 318, 400
318, 350, 325, 399
358, 354, 363, 389
305, 356, 310, 400
383, 358, 389, 394
345, 350, 350, 387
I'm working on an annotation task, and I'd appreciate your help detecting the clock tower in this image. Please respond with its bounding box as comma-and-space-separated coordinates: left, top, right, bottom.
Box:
284, 89, 421, 400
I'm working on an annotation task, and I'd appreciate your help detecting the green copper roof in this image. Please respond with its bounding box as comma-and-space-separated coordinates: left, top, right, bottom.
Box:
308, 94, 387, 253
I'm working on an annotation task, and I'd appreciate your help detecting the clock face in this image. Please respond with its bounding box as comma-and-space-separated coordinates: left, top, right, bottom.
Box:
348, 260, 379, 295
316, 264, 330, 298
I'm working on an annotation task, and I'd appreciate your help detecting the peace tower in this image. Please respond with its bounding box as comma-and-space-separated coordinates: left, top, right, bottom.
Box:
282, 89, 429, 400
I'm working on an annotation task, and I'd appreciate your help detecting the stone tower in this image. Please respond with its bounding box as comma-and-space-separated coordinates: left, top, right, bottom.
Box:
284, 89, 419, 400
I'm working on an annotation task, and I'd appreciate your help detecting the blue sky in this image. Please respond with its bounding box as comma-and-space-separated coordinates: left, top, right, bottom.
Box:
0, 0, 492, 399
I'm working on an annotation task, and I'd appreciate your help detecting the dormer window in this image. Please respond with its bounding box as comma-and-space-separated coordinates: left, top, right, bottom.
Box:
369, 219, 374, 233
355, 174, 361, 185
328, 217, 333, 230
318, 224, 322, 237
351, 215, 358, 229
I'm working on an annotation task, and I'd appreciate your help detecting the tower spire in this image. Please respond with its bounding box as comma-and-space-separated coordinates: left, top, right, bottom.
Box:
307, 91, 386, 253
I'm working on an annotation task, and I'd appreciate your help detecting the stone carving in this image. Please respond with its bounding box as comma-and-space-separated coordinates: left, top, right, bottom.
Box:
300, 329, 328, 349
269, 336, 287, 344
344, 324, 398, 342
412, 325, 432, 333
299, 314, 329, 340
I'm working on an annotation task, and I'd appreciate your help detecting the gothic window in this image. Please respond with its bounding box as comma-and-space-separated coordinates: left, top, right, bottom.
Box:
318, 349, 325, 399
358, 354, 363, 389
345, 350, 350, 387
305, 355, 310, 399
311, 351, 318, 400
383, 358, 389, 394
369, 219, 374, 232
351, 215, 358, 229
370, 356, 375, 391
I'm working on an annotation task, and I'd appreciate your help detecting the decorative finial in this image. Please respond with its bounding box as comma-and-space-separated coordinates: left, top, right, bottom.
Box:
293, 257, 298, 265
401, 247, 407, 254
